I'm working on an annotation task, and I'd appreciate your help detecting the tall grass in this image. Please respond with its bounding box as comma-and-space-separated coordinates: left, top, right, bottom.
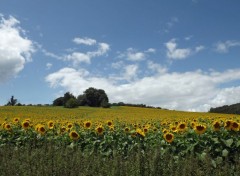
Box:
0, 143, 239, 176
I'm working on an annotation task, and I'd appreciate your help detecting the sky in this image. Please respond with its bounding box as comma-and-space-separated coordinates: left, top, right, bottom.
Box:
0, 0, 240, 112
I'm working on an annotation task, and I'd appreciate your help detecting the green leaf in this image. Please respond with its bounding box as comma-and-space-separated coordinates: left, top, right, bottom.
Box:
237, 140, 240, 147
211, 159, 216, 168
225, 138, 233, 147
222, 149, 229, 157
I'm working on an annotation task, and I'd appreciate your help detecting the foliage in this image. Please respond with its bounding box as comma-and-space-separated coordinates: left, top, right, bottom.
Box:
0, 106, 240, 175
210, 103, 240, 115
64, 98, 79, 108
5, 96, 17, 106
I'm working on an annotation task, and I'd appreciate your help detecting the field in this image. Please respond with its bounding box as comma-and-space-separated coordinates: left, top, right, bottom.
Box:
0, 106, 240, 175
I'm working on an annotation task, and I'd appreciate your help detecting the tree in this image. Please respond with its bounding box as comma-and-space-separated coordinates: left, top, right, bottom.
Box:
53, 97, 64, 106
77, 94, 87, 106
6, 96, 17, 106
63, 92, 75, 106
65, 98, 79, 108
83, 87, 110, 107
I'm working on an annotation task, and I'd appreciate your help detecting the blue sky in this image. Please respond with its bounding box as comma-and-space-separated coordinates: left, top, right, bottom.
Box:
1, 0, 240, 111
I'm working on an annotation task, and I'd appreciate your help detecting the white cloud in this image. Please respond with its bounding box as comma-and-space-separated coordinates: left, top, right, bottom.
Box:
63, 41, 109, 66
46, 63, 52, 70
46, 67, 240, 112
195, 45, 205, 52
124, 64, 138, 81
65, 52, 91, 65
73, 37, 96, 46
126, 48, 145, 61
0, 16, 34, 82
118, 48, 155, 62
165, 39, 204, 60
147, 61, 168, 74
165, 39, 191, 59
215, 40, 240, 53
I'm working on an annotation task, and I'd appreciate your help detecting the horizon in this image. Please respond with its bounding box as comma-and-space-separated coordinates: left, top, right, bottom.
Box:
1, 0, 240, 112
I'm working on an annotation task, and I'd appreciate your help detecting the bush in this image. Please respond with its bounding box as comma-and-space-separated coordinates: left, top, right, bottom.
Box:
64, 98, 79, 108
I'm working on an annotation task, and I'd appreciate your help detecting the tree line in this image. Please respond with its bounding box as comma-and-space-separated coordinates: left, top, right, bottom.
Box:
53, 87, 110, 108
209, 103, 240, 115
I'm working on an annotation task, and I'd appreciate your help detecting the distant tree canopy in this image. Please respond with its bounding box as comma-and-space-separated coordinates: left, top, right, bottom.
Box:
209, 103, 240, 115
6, 96, 18, 106
53, 87, 110, 108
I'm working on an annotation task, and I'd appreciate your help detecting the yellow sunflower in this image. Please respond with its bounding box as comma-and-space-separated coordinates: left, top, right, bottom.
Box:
47, 121, 54, 129
106, 120, 113, 127
224, 120, 232, 131
84, 121, 92, 129
96, 125, 104, 135
177, 122, 187, 132
69, 131, 80, 140
124, 127, 130, 133
194, 124, 207, 135
38, 125, 46, 135
22, 121, 30, 130
212, 121, 221, 131
4, 123, 11, 131
231, 121, 239, 131
164, 133, 174, 143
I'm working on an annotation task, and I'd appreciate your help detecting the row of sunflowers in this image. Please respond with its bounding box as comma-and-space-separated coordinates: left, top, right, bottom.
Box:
0, 106, 240, 167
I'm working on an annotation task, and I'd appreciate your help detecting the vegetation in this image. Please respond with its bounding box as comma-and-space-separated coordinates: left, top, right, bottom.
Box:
210, 103, 240, 115
0, 106, 240, 175
53, 87, 110, 108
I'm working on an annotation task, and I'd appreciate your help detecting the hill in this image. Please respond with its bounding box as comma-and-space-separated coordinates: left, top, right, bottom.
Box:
209, 103, 240, 115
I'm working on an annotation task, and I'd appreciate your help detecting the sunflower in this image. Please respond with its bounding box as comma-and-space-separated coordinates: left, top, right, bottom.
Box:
106, 120, 113, 126
96, 125, 104, 135
48, 121, 54, 129
60, 126, 67, 133
136, 128, 145, 137
38, 125, 46, 135
67, 123, 73, 129
224, 120, 232, 131
84, 121, 92, 129
164, 133, 174, 143
69, 131, 80, 140
153, 127, 158, 132
212, 121, 221, 131
177, 122, 187, 132
124, 127, 130, 133
231, 121, 239, 131
162, 128, 168, 134
170, 125, 178, 133
13, 118, 20, 123
4, 123, 11, 131
143, 127, 148, 133
194, 124, 207, 135
22, 121, 30, 130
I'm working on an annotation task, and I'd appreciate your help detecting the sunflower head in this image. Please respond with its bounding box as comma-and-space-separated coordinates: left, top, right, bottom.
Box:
67, 123, 73, 129
177, 122, 187, 132
231, 121, 239, 131
212, 121, 221, 131
106, 120, 113, 126
194, 124, 207, 135
48, 121, 54, 129
124, 127, 130, 133
4, 123, 11, 131
164, 133, 174, 143
13, 118, 20, 123
38, 125, 46, 135
69, 131, 80, 140
224, 120, 232, 130
96, 125, 104, 135
22, 121, 30, 130
84, 121, 92, 129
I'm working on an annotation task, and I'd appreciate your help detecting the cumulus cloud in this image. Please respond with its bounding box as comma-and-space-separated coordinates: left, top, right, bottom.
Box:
0, 16, 34, 82
73, 37, 96, 46
215, 40, 240, 53
118, 47, 156, 62
165, 39, 204, 60
165, 39, 191, 59
45, 66, 240, 112
63, 40, 110, 66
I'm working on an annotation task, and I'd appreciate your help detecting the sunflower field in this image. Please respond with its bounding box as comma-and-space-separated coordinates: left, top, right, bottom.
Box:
0, 106, 240, 175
